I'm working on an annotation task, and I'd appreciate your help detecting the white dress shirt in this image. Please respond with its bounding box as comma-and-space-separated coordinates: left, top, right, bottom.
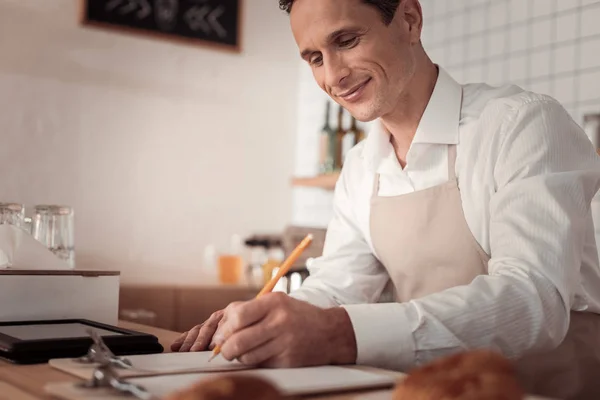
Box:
291, 67, 600, 371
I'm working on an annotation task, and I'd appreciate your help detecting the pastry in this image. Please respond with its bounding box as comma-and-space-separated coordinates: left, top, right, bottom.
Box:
164, 374, 283, 400
393, 350, 525, 400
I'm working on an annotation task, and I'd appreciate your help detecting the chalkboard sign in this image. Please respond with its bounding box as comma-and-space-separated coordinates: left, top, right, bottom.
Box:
80, 0, 243, 52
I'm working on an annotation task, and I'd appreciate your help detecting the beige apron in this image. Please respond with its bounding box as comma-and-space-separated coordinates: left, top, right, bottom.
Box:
369, 144, 600, 400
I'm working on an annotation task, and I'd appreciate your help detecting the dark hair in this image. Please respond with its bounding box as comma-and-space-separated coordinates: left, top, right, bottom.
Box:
278, 0, 401, 25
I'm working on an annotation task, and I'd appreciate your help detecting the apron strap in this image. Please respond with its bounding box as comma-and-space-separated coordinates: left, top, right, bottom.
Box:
447, 144, 457, 181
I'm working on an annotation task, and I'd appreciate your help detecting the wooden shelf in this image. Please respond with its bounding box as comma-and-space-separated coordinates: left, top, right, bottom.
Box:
293, 149, 600, 189
291, 173, 340, 190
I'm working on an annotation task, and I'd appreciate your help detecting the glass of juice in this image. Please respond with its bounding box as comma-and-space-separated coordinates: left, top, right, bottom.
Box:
217, 234, 245, 284
218, 254, 244, 284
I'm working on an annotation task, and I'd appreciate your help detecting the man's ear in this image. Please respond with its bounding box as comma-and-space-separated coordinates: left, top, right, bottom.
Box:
403, 0, 423, 44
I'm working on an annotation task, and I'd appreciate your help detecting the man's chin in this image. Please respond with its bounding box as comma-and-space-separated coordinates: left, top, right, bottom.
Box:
347, 105, 380, 123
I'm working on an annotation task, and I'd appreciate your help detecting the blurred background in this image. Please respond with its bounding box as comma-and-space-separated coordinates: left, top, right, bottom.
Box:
0, 0, 599, 331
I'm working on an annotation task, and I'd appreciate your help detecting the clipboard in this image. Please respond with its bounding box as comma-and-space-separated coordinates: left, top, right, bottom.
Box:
0, 319, 163, 364
49, 351, 251, 379
44, 365, 400, 400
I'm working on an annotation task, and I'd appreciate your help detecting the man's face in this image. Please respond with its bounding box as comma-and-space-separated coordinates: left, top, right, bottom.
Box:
290, 0, 419, 122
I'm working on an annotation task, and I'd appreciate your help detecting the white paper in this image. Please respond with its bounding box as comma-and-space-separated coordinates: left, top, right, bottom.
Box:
0, 224, 70, 269
125, 352, 249, 373
126, 366, 396, 397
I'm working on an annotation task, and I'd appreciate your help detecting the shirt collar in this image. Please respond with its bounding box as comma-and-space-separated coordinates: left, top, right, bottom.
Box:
361, 66, 463, 171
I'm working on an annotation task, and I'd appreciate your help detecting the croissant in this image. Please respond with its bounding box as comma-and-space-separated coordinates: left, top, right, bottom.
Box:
393, 350, 525, 400
163, 374, 284, 400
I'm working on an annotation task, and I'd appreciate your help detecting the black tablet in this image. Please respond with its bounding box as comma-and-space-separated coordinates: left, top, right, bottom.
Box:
0, 319, 163, 364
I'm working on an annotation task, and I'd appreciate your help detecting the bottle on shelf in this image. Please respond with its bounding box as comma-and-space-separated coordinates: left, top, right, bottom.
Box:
334, 105, 346, 171
319, 101, 336, 174
202, 243, 218, 283
351, 116, 366, 143
341, 111, 358, 167
244, 237, 268, 287
261, 238, 285, 288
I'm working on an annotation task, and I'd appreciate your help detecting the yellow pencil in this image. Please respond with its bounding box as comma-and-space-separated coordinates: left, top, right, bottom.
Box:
209, 233, 313, 361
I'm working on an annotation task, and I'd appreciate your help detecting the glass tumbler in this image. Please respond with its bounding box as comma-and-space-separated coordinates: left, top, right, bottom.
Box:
32, 205, 75, 267
0, 203, 25, 229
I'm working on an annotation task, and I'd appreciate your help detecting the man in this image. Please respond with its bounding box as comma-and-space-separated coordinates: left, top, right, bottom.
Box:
172, 0, 600, 398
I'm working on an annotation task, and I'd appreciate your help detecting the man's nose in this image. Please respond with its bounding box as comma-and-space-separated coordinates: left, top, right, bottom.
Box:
324, 55, 351, 90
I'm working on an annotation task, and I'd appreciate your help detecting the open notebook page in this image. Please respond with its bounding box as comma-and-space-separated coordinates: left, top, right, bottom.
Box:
127, 366, 396, 397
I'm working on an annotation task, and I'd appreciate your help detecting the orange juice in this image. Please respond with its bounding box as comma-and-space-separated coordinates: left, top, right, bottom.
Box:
218, 254, 244, 284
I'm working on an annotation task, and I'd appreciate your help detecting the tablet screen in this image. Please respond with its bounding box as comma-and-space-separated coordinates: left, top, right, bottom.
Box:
0, 323, 124, 341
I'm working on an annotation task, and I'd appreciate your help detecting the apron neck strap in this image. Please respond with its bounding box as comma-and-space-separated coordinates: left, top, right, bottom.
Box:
447, 144, 457, 181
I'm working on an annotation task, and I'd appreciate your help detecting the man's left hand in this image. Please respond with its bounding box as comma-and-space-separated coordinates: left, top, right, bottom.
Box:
213, 292, 357, 368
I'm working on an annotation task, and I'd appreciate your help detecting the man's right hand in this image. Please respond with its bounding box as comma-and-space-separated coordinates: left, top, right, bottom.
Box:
170, 309, 224, 352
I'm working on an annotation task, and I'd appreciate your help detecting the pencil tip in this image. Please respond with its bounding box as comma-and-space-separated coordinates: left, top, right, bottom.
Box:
208, 354, 217, 362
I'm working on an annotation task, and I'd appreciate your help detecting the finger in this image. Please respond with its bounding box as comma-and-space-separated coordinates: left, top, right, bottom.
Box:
170, 331, 189, 351
215, 298, 272, 343
237, 338, 286, 366
190, 324, 220, 352
208, 322, 225, 350
220, 320, 276, 361
209, 306, 233, 341
178, 325, 202, 352
189, 312, 224, 352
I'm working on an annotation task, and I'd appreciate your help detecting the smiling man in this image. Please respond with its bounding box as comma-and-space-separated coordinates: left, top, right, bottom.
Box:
172, 1, 600, 398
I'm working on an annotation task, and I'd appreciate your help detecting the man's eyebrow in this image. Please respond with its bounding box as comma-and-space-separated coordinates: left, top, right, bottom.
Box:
300, 27, 362, 59
300, 48, 315, 60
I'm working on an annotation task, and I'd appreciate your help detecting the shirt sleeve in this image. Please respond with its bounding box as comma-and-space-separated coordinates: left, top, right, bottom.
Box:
340, 97, 600, 372
289, 160, 390, 309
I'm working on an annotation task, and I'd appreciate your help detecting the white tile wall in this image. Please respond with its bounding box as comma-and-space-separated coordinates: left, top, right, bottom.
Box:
422, 0, 600, 117
292, 0, 600, 228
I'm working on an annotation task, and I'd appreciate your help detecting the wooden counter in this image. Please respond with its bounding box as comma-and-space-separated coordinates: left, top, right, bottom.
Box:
0, 321, 555, 400
0, 321, 399, 400
0, 321, 180, 399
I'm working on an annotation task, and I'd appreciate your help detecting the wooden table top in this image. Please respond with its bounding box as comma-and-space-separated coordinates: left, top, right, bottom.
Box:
0, 321, 398, 400
0, 321, 554, 400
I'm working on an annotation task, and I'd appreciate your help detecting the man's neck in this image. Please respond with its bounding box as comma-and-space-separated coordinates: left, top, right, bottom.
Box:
380, 62, 439, 167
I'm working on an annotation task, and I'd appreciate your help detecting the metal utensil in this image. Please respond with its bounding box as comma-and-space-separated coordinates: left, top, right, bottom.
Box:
75, 329, 133, 369
78, 363, 156, 400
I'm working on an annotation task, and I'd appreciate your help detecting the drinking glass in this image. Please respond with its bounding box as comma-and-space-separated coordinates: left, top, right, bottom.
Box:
0, 203, 25, 228
32, 205, 75, 267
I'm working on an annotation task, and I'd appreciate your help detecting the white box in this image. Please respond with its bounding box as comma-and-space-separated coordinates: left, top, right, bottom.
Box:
0, 270, 120, 325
